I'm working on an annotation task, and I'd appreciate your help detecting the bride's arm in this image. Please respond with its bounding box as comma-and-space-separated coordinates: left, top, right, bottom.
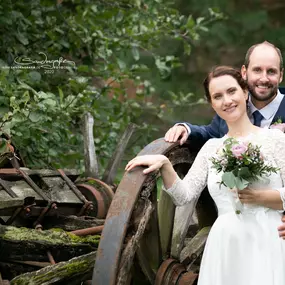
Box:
126, 140, 211, 206
162, 141, 210, 206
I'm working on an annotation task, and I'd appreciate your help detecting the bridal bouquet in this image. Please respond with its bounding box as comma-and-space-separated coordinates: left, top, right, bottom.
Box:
211, 137, 279, 190
211, 137, 279, 213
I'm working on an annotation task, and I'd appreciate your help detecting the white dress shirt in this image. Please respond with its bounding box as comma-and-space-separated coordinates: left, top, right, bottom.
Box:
247, 91, 284, 128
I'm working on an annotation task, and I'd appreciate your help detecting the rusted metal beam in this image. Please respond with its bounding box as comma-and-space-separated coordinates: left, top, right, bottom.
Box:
71, 225, 104, 236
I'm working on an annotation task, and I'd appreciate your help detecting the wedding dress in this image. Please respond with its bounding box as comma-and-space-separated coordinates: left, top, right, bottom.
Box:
164, 128, 285, 285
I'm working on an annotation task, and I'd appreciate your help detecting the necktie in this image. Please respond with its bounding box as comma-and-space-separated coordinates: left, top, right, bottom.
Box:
252, 110, 263, 127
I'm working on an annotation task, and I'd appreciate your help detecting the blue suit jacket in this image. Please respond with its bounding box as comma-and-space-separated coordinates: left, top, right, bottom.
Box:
186, 90, 285, 148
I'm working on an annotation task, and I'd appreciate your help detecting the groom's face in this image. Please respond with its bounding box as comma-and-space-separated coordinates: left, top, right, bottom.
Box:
241, 44, 283, 108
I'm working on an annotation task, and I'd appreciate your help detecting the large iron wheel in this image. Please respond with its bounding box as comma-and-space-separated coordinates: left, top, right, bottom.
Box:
92, 138, 216, 285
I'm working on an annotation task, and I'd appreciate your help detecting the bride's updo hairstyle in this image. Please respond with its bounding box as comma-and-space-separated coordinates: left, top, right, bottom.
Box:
203, 66, 248, 102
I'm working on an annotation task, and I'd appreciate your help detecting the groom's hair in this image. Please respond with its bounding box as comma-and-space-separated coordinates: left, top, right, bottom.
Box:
244, 41, 283, 70
204, 66, 247, 102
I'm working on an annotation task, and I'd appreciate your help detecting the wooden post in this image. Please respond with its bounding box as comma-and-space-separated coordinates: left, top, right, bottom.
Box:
82, 112, 99, 178
102, 123, 136, 185
158, 190, 175, 259
171, 199, 198, 258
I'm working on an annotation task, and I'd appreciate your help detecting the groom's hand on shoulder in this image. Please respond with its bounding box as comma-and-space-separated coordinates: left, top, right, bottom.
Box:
164, 125, 188, 145
278, 215, 285, 239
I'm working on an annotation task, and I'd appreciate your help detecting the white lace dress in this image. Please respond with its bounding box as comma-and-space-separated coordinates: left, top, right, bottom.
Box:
164, 128, 285, 285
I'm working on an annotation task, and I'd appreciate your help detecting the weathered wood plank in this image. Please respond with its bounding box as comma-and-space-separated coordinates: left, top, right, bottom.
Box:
116, 200, 153, 285
0, 199, 24, 209
0, 225, 99, 262
0, 168, 79, 177
171, 199, 198, 258
42, 215, 104, 231
82, 112, 100, 178
136, 189, 161, 284
102, 123, 136, 185
10, 251, 97, 285
179, 226, 210, 269
158, 190, 175, 259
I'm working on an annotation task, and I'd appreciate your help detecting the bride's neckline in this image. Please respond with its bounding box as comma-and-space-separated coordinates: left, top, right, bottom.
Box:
223, 128, 266, 139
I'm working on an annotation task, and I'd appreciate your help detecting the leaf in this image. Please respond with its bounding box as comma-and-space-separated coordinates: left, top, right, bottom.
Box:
58, 88, 64, 105
91, 5, 98, 13
117, 59, 126, 70
42, 99, 57, 107
196, 17, 204, 25
234, 177, 249, 190
0, 139, 8, 154
186, 15, 195, 29
28, 71, 42, 82
131, 47, 140, 61
16, 33, 29, 45
77, 65, 89, 72
116, 11, 124, 23
29, 112, 42, 123
135, 0, 141, 7
184, 42, 191, 56
221, 172, 236, 189
155, 57, 171, 79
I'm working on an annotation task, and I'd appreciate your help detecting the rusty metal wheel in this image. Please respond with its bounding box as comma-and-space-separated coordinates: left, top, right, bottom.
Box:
92, 138, 201, 285
155, 258, 186, 285
76, 178, 114, 218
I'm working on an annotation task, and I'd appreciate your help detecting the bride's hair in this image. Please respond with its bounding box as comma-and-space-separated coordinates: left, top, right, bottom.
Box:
203, 66, 247, 102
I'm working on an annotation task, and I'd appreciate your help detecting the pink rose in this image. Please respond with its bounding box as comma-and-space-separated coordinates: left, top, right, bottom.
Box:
269, 123, 285, 132
231, 143, 248, 158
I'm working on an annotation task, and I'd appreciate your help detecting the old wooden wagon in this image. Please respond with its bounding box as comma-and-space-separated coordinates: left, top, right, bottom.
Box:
0, 134, 215, 285
0, 136, 113, 285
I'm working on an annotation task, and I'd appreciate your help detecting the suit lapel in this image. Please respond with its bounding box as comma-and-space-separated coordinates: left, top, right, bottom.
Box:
271, 96, 285, 124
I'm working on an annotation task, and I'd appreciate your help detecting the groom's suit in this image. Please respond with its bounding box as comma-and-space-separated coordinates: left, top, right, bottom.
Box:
185, 91, 285, 148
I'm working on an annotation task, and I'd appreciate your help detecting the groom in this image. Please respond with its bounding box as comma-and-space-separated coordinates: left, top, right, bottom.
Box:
164, 41, 285, 238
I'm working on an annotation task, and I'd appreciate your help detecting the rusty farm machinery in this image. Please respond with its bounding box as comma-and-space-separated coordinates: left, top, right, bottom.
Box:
0, 122, 216, 285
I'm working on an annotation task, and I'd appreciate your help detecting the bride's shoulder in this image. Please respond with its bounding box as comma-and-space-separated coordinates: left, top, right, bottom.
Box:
200, 137, 224, 151
260, 129, 285, 149
265, 128, 285, 140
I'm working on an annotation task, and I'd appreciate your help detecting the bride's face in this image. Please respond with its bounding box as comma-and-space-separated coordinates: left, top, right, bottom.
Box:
209, 75, 248, 122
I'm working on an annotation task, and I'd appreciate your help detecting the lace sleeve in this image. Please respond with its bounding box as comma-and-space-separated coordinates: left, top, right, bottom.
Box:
163, 139, 215, 206
272, 130, 285, 210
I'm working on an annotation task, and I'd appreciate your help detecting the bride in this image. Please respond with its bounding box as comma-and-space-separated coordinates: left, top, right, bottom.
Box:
125, 66, 285, 285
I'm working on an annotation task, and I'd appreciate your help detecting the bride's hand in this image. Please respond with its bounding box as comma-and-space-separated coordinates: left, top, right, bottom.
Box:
238, 188, 283, 210
125, 154, 169, 174
238, 188, 261, 204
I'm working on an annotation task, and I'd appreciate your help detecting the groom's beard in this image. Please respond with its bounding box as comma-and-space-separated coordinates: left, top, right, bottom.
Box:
247, 81, 278, 102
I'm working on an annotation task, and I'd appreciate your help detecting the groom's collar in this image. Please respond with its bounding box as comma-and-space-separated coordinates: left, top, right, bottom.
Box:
248, 90, 284, 120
